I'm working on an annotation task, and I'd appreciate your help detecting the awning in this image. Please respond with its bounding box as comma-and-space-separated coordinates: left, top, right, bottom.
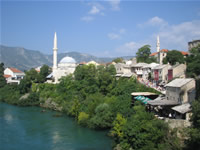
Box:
172, 103, 191, 114
134, 96, 152, 104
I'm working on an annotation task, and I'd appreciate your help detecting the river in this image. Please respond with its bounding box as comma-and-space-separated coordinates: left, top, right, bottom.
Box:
0, 103, 112, 150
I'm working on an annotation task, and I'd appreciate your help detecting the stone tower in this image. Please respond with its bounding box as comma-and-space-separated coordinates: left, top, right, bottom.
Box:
157, 35, 162, 64
53, 32, 58, 69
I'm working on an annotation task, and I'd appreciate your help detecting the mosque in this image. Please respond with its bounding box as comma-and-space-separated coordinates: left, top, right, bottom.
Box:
47, 32, 77, 83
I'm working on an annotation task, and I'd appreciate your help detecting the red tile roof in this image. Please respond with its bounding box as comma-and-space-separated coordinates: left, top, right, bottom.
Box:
9, 67, 22, 73
150, 52, 158, 56
4, 74, 11, 78
161, 49, 169, 52
180, 51, 189, 56
79, 62, 86, 65
150, 49, 188, 57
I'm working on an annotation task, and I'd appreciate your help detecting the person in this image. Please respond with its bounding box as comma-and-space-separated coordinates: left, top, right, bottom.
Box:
169, 113, 172, 118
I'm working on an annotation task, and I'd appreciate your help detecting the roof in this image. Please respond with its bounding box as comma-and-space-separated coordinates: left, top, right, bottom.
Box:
180, 51, 189, 56
134, 96, 152, 104
150, 52, 158, 56
153, 64, 168, 70
147, 97, 179, 106
131, 92, 158, 96
132, 63, 147, 67
9, 67, 23, 73
161, 49, 169, 52
79, 62, 86, 65
4, 74, 11, 78
172, 103, 191, 114
60, 56, 76, 64
166, 78, 194, 88
121, 73, 133, 77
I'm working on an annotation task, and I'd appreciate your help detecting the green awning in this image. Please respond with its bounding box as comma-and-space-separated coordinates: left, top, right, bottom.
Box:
134, 95, 152, 104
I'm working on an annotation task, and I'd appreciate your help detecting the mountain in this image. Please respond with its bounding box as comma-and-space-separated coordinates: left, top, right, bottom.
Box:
0, 45, 51, 71
0, 45, 134, 71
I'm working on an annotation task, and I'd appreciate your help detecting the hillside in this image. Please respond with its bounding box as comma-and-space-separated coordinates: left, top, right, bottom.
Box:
0, 45, 134, 71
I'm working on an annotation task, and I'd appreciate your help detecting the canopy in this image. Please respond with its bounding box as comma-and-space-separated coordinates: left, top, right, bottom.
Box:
134, 96, 152, 104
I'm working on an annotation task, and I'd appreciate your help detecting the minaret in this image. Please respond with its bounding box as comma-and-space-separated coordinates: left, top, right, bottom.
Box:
53, 32, 58, 69
156, 35, 160, 52
157, 35, 162, 64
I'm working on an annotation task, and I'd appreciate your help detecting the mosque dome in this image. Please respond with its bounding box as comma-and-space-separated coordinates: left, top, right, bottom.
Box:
59, 56, 76, 64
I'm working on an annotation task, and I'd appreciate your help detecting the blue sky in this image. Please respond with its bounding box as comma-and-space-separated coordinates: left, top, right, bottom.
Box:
1, 0, 200, 57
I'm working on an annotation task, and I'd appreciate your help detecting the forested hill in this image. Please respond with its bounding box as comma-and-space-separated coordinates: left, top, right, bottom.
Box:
0, 45, 133, 71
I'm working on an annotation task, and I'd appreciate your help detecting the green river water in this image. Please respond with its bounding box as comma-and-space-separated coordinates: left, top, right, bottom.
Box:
0, 102, 112, 150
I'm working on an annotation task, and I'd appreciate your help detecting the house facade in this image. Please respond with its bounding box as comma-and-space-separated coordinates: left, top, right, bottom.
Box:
4, 67, 25, 84
168, 63, 186, 81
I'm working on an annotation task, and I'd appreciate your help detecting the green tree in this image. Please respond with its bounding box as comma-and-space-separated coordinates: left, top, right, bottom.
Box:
78, 112, 89, 126
89, 103, 114, 129
113, 104, 181, 150
38, 65, 50, 83
112, 58, 123, 63
185, 99, 200, 149
111, 113, 127, 139
0, 63, 6, 88
136, 45, 151, 63
163, 50, 184, 65
186, 44, 200, 78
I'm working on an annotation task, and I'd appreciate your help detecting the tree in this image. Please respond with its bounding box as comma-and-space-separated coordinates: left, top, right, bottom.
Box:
111, 113, 127, 140
0, 63, 6, 88
185, 99, 200, 149
186, 44, 200, 78
114, 104, 181, 150
112, 58, 123, 63
136, 45, 152, 63
38, 65, 50, 83
163, 50, 184, 65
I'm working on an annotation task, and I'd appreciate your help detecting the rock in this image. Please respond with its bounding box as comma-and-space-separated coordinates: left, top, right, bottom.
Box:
40, 98, 63, 111
19, 93, 30, 100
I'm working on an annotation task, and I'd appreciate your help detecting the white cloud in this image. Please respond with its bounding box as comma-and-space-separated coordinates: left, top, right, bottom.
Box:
108, 0, 120, 11
119, 28, 126, 34
108, 33, 120, 40
157, 20, 200, 50
89, 6, 100, 15
124, 42, 136, 50
81, 16, 94, 22
138, 16, 168, 29
116, 41, 144, 56
107, 28, 126, 40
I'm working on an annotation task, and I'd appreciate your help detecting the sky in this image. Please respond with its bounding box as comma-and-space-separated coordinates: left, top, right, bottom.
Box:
1, 0, 200, 57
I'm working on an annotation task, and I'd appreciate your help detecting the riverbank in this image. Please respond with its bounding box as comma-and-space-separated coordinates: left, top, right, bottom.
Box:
0, 64, 182, 149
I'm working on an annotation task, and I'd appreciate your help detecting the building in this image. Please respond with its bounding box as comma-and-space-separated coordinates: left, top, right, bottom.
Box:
4, 67, 25, 84
86, 60, 99, 66
115, 63, 133, 78
147, 78, 195, 120
142, 63, 159, 80
168, 63, 186, 81
131, 63, 147, 78
188, 40, 200, 51
152, 64, 171, 84
165, 78, 195, 104
47, 32, 77, 83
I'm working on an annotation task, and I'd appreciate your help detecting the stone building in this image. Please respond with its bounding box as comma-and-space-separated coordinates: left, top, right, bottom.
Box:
188, 39, 200, 51
147, 78, 195, 120
168, 63, 186, 81
151, 64, 171, 84
166, 78, 195, 104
